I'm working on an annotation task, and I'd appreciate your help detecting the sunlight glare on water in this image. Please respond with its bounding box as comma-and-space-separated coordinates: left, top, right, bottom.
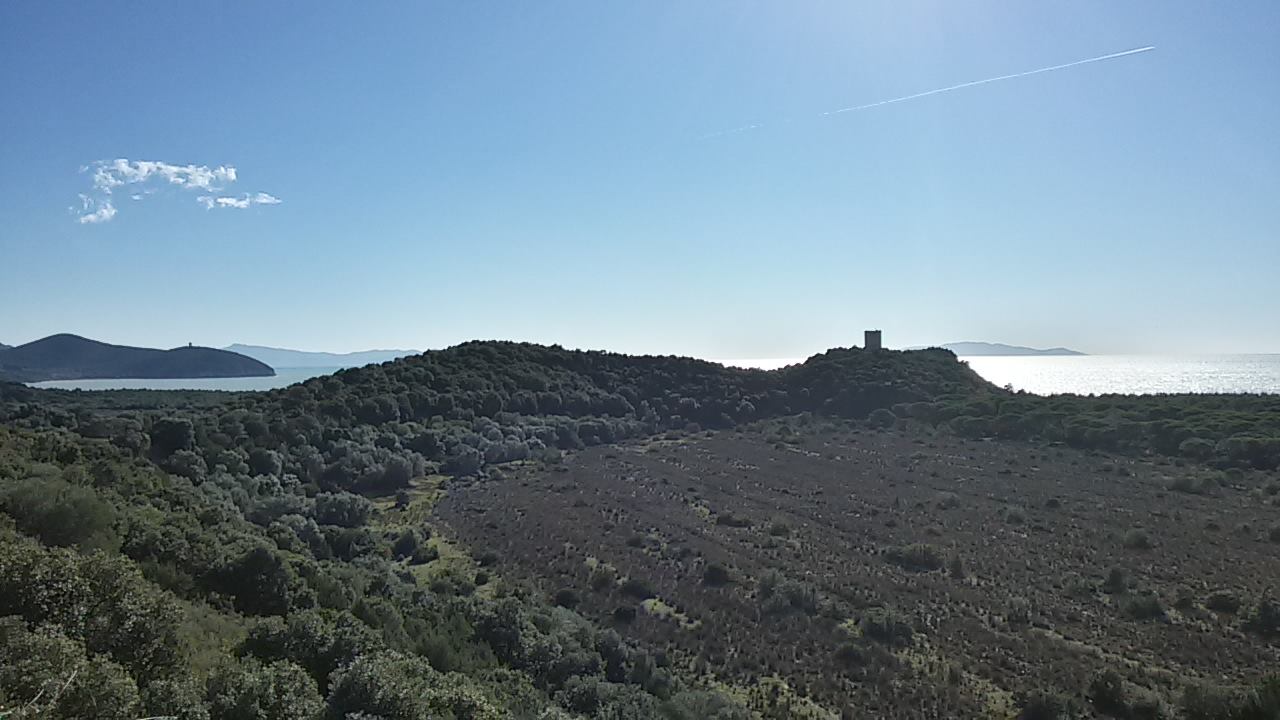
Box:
959, 355, 1280, 395
716, 354, 1280, 395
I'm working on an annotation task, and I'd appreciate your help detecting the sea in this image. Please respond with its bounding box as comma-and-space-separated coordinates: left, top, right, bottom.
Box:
957, 354, 1280, 395
722, 355, 1280, 396
26, 356, 1280, 396
29, 367, 342, 392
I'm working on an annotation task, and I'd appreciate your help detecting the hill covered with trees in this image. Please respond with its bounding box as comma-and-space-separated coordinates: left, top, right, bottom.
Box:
0, 334, 274, 383
0, 341, 1276, 718
0, 342, 986, 719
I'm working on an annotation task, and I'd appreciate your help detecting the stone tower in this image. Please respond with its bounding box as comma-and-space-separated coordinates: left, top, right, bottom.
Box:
864, 329, 882, 351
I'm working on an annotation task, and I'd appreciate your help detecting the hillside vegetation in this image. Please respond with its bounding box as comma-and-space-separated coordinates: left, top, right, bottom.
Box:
0, 341, 1276, 719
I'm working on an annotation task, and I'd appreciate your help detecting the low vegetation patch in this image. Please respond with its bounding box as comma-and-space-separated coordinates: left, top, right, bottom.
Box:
883, 543, 945, 572
1122, 529, 1154, 550
859, 607, 915, 647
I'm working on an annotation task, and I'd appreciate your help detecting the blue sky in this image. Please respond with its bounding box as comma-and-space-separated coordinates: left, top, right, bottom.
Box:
1, 2, 1277, 356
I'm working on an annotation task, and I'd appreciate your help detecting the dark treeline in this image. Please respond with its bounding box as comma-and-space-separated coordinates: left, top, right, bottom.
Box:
927, 390, 1280, 470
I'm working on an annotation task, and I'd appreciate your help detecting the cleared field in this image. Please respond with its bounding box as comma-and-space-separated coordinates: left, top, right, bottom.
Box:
437, 421, 1280, 717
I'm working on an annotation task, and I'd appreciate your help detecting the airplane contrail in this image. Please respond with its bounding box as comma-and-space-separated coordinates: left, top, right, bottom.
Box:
702, 45, 1155, 139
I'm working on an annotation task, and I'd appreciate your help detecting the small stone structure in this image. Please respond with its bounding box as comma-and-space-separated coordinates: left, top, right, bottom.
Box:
864, 330, 882, 351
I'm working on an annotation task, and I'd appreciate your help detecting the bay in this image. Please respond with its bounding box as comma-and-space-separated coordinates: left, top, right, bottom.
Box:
29, 366, 341, 392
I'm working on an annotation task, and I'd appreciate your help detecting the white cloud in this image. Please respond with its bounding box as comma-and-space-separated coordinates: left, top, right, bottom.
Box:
91, 159, 237, 193
78, 200, 117, 224
197, 192, 282, 210
76, 158, 278, 224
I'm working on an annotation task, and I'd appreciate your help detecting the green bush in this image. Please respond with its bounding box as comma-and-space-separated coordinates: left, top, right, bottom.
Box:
1181, 676, 1280, 720
1088, 670, 1130, 716
0, 616, 142, 720
868, 408, 897, 429
327, 651, 506, 720
619, 577, 656, 600
553, 588, 581, 609
833, 642, 867, 669
588, 565, 617, 591
1, 476, 119, 550
935, 491, 960, 510
1122, 594, 1166, 621
757, 571, 819, 616
0, 535, 183, 679
662, 689, 752, 720
1168, 475, 1214, 495
1178, 437, 1215, 460
702, 563, 731, 587
206, 658, 324, 720
714, 512, 751, 528
1123, 529, 1154, 550
1243, 598, 1280, 639
1017, 691, 1073, 720
859, 607, 914, 646
883, 543, 945, 572
1205, 591, 1241, 614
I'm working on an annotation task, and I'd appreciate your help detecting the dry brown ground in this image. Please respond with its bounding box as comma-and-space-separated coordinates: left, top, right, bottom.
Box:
436, 422, 1280, 718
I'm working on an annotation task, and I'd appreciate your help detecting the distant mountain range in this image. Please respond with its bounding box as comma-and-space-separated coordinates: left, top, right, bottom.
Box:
0, 334, 274, 383
224, 344, 418, 369
931, 341, 1085, 356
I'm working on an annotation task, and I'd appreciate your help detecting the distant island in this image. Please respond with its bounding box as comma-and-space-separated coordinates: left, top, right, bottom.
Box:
0, 334, 274, 383
916, 341, 1086, 356
224, 343, 418, 369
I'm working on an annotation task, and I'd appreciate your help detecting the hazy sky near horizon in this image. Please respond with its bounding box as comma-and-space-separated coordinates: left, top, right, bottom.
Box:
2, 2, 1277, 357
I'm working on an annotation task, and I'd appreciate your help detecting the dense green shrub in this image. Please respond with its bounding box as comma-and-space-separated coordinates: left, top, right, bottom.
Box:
1168, 475, 1215, 495
757, 571, 819, 616
0, 616, 142, 720
0, 476, 119, 550
714, 512, 751, 528
312, 492, 373, 528
662, 690, 752, 720
1123, 593, 1167, 621
1181, 676, 1280, 720
834, 642, 867, 669
1122, 529, 1154, 550
868, 408, 897, 429
0, 534, 183, 679
702, 563, 731, 586
883, 543, 945, 572
1017, 691, 1074, 720
859, 607, 914, 646
239, 610, 379, 688
1178, 437, 1216, 461
327, 651, 507, 719
1088, 670, 1130, 716
553, 588, 581, 608
205, 658, 324, 720
1244, 598, 1280, 639
619, 577, 657, 600
1102, 566, 1128, 594
1206, 591, 1242, 614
